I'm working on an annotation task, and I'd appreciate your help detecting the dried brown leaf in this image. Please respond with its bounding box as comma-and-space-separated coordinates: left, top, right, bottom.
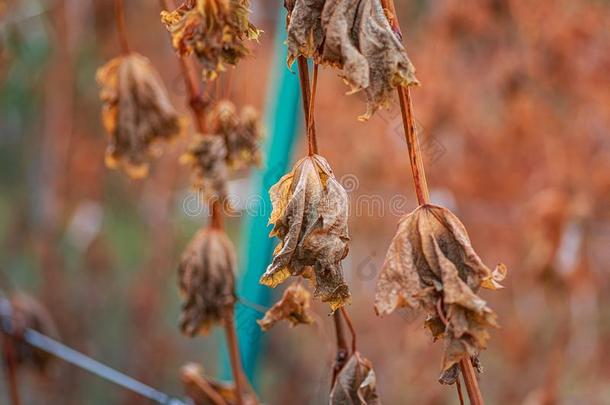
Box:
96, 53, 182, 179
162, 0, 260, 81
374, 204, 505, 375
257, 282, 314, 331
260, 154, 351, 312
207, 100, 263, 170
178, 228, 237, 336
181, 134, 229, 202
330, 352, 381, 405
285, 0, 418, 119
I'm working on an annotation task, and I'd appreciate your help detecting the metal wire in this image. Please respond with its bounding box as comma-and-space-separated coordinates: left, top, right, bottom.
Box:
0, 298, 188, 405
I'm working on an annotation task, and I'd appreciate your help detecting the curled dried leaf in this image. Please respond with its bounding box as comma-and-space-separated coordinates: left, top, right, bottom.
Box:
285, 0, 418, 119
374, 204, 505, 376
285, 0, 326, 66
96, 53, 182, 179
178, 228, 237, 336
181, 134, 229, 202
207, 100, 263, 170
260, 154, 351, 312
257, 282, 314, 331
9, 293, 59, 372
162, 0, 261, 81
330, 352, 381, 405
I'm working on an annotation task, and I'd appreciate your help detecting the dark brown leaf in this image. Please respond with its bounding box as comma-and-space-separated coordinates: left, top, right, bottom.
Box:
96, 53, 182, 178
178, 228, 237, 336
257, 282, 314, 331
330, 352, 381, 405
260, 154, 351, 312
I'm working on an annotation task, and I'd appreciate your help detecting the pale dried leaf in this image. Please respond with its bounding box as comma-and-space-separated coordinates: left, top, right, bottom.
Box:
374, 204, 505, 377
257, 282, 314, 331
261, 155, 351, 311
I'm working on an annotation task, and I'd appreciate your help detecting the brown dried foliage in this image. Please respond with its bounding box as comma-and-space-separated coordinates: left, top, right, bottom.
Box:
260, 155, 351, 312
178, 228, 237, 336
181, 134, 229, 202
374, 204, 506, 378
161, 0, 260, 81
285, 0, 418, 120
96, 53, 182, 179
330, 352, 381, 405
257, 282, 314, 331
207, 100, 263, 170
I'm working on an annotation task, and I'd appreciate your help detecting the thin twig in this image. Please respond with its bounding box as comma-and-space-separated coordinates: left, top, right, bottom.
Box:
456, 377, 465, 405
223, 309, 245, 405
297, 56, 318, 155
307, 63, 320, 155
339, 307, 356, 353
459, 358, 484, 405
181, 365, 228, 405
2, 334, 21, 405
160, 0, 208, 133
331, 311, 349, 387
114, 0, 130, 55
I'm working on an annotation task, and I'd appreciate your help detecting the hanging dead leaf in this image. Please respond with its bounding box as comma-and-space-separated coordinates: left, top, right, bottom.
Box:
257, 282, 314, 331
285, 0, 326, 66
96, 53, 182, 179
178, 228, 237, 336
260, 154, 351, 312
162, 0, 260, 81
181, 134, 229, 202
285, 0, 418, 120
374, 204, 506, 377
207, 100, 263, 170
330, 352, 381, 405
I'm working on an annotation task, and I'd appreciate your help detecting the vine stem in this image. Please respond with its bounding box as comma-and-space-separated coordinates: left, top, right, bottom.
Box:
114, 0, 130, 55
224, 309, 246, 405
2, 334, 20, 405
181, 365, 228, 405
297, 56, 318, 156
331, 311, 349, 387
160, 0, 208, 133
380, 1, 485, 403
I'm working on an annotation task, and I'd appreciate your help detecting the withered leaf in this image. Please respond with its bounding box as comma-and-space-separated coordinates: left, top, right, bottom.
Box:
207, 100, 263, 170
178, 228, 237, 336
330, 352, 381, 405
96, 53, 182, 179
10, 293, 59, 372
257, 282, 314, 331
162, 0, 261, 81
285, 0, 418, 120
374, 204, 505, 376
181, 134, 229, 202
260, 154, 351, 312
